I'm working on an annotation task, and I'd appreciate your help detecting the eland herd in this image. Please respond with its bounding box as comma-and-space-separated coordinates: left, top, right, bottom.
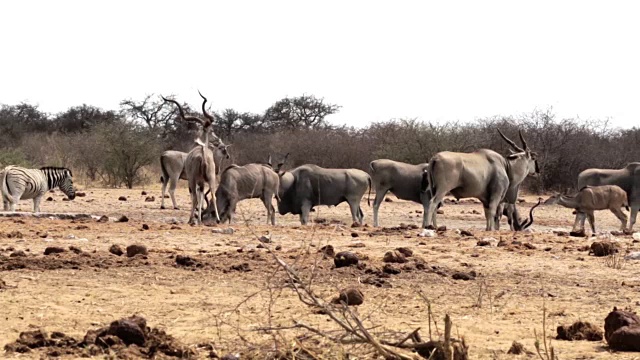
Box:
1, 91, 638, 236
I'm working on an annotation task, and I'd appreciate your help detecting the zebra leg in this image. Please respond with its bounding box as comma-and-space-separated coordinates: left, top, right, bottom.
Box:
34, 195, 43, 213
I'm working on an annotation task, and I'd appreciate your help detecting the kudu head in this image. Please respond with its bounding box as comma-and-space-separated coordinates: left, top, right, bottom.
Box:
161, 91, 217, 146
268, 153, 290, 173
498, 129, 539, 180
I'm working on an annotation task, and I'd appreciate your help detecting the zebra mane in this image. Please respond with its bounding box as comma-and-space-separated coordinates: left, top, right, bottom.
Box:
40, 166, 73, 177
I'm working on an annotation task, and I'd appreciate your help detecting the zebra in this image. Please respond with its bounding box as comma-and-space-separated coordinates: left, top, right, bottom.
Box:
1, 165, 76, 212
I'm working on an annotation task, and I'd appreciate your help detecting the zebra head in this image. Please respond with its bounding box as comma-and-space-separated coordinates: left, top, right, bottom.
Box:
41, 167, 76, 200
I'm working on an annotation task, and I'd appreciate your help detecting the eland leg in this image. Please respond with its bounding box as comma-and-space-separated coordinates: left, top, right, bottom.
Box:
611, 207, 628, 232
586, 211, 596, 235
425, 192, 445, 229
372, 188, 389, 227
629, 205, 639, 233
300, 200, 312, 225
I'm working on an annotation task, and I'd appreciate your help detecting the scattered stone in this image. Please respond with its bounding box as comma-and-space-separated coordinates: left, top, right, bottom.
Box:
383, 250, 408, 263
144, 196, 155, 202
221, 354, 240, 360
556, 321, 603, 341
320, 245, 335, 257
126, 244, 148, 257
275, 245, 282, 251
258, 235, 271, 243
117, 215, 129, 223
452, 271, 476, 281
44, 247, 65, 255
118, 196, 127, 201
46, 197, 53, 201
436, 225, 447, 232
333, 287, 364, 306
348, 242, 366, 248
351, 232, 359, 238
229, 263, 251, 272
625, 252, 640, 260
605, 307, 640, 351
69, 246, 82, 254
10, 250, 26, 257
460, 229, 474, 237
141, 191, 147, 196
507, 341, 528, 355
383, 264, 401, 275
175, 255, 202, 268
589, 241, 619, 257
477, 240, 492, 247
212, 228, 234, 235
109, 245, 124, 256
418, 229, 436, 237
76, 192, 86, 197
107, 318, 146, 346
395, 247, 413, 257
361, 276, 392, 288
633, 232, 640, 241
334, 251, 358, 268
142, 224, 149, 230
97, 215, 109, 223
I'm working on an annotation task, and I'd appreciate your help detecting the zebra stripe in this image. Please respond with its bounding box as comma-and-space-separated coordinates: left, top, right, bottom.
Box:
1, 165, 75, 212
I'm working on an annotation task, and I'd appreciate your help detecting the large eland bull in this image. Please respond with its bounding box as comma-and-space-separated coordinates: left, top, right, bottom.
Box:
422, 130, 539, 231
277, 164, 371, 225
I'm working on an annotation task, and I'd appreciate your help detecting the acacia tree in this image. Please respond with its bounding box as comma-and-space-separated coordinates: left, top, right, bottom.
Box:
52, 104, 120, 133
119, 94, 195, 138
262, 95, 340, 131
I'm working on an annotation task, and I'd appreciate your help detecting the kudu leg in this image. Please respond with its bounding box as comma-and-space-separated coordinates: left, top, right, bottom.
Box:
188, 188, 198, 225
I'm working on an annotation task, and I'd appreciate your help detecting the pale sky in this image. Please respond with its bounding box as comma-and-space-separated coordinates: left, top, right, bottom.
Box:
1, 1, 639, 128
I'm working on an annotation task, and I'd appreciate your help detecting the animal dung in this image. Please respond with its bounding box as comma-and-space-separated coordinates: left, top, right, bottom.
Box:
144, 196, 155, 202
383, 250, 408, 263
418, 229, 436, 237
44, 247, 65, 255
333, 287, 364, 306
589, 241, 619, 257
334, 251, 358, 268
118, 196, 127, 201
126, 244, 148, 258
109, 245, 124, 256
556, 321, 603, 341
605, 307, 640, 351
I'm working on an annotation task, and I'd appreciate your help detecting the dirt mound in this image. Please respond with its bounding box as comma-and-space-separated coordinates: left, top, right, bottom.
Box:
334, 251, 359, 268
383, 250, 408, 263
605, 307, 640, 350
590, 241, 619, 257
556, 321, 603, 341
333, 287, 364, 306
0, 251, 153, 271
175, 255, 203, 268
4, 315, 194, 358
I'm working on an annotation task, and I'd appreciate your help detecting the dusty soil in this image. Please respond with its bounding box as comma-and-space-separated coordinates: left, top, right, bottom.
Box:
2, 187, 640, 359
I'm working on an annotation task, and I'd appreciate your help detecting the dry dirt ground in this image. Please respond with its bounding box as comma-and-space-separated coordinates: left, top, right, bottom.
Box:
1, 186, 640, 359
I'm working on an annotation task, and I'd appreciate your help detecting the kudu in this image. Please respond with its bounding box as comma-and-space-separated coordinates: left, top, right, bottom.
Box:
159, 139, 231, 210
161, 91, 221, 225
423, 129, 539, 231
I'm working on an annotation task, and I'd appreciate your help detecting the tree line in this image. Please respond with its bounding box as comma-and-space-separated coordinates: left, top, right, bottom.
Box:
1, 95, 638, 192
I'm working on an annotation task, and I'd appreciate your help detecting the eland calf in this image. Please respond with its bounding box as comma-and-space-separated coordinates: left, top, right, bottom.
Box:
545, 185, 629, 234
